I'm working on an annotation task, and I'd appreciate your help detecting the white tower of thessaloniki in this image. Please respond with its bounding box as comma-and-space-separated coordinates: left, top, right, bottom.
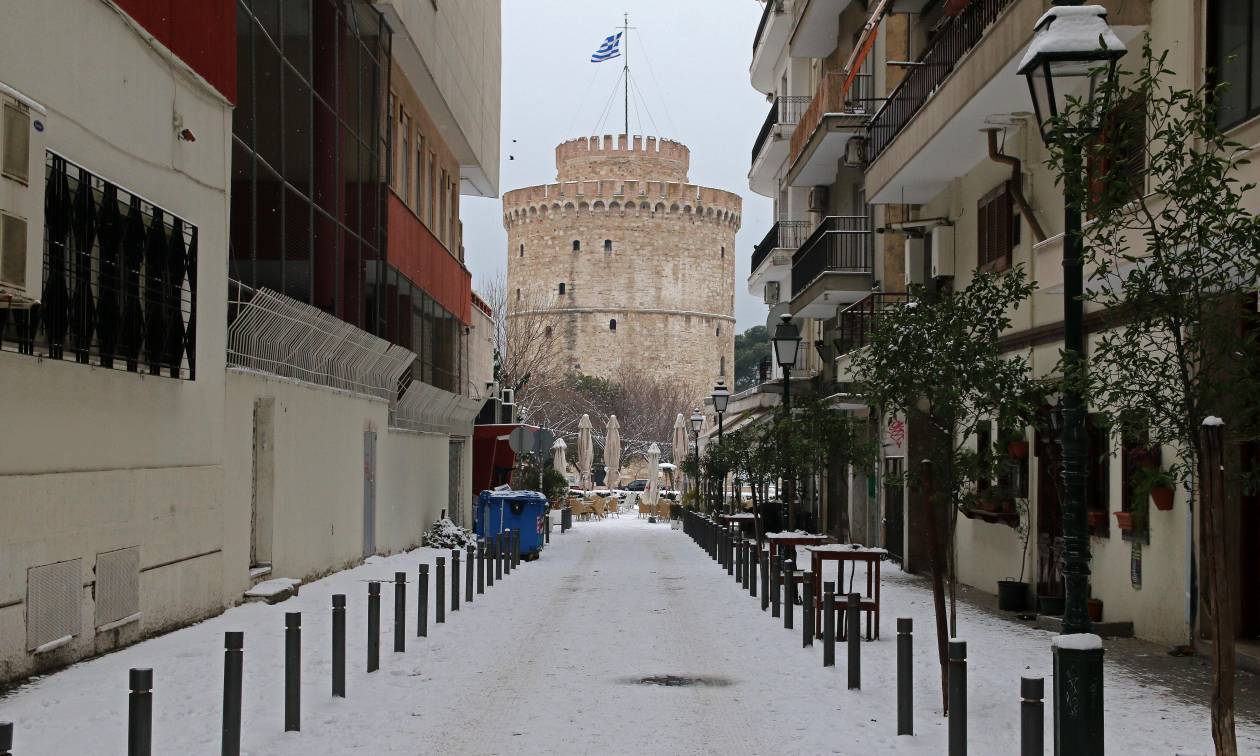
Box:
503, 134, 740, 397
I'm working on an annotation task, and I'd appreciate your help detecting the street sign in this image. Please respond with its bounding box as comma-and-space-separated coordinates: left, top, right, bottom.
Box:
536, 429, 556, 454
508, 426, 535, 454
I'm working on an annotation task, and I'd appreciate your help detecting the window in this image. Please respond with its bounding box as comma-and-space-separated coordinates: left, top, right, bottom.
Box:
1088, 95, 1146, 211
386, 93, 395, 183
416, 132, 425, 213
976, 421, 993, 495
604, 239, 612, 252
1209, 0, 1260, 129
716, 325, 721, 337
572, 240, 581, 252
516, 288, 521, 301
977, 182, 1015, 271
609, 319, 617, 331
428, 150, 437, 225
1087, 415, 1111, 528
399, 112, 411, 200
440, 169, 449, 244
519, 243, 524, 257
545, 326, 553, 337
721, 245, 725, 259
558, 283, 566, 295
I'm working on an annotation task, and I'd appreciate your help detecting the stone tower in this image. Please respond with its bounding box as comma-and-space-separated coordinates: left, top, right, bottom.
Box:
503, 134, 740, 396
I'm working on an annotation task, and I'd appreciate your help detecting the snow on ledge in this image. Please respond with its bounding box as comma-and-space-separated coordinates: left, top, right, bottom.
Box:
1052, 633, 1103, 651
32, 634, 73, 655
1203, 416, 1225, 427
245, 577, 302, 598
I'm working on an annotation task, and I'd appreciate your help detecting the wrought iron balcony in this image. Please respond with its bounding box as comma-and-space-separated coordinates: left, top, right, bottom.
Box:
835, 292, 909, 357
867, 0, 1016, 162
752, 96, 810, 166
751, 220, 810, 274
753, 0, 784, 54
791, 216, 872, 299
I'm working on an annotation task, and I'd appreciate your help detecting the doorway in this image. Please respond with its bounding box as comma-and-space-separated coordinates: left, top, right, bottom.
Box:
363, 429, 377, 558
884, 457, 905, 563
250, 397, 275, 570
1240, 441, 1260, 639
1036, 428, 1065, 601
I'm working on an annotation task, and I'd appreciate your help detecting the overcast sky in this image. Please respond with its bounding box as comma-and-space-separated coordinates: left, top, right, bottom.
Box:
460, 0, 773, 332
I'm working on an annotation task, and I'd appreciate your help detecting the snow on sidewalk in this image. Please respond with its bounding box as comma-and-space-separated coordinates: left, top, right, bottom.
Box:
0, 516, 1256, 754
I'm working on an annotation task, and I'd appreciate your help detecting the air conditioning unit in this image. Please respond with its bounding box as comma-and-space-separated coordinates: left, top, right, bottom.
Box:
763, 280, 781, 305
931, 225, 955, 279
844, 137, 868, 167
500, 388, 515, 406
808, 186, 830, 214
0, 82, 46, 308
904, 237, 925, 286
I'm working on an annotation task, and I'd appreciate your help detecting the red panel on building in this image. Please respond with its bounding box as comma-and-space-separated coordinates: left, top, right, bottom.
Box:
114, 0, 237, 103
388, 193, 473, 325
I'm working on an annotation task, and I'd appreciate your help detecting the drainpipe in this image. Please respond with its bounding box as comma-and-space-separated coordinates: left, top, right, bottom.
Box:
984, 128, 1047, 243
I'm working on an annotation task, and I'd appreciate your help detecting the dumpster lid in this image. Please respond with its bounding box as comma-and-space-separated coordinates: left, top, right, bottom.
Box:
477, 489, 549, 503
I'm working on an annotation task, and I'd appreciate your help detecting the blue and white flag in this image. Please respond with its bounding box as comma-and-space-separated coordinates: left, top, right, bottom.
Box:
591, 32, 623, 63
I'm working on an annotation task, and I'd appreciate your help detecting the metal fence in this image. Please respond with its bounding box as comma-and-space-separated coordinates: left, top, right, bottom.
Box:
752, 96, 811, 166
835, 291, 909, 357
791, 216, 873, 298
751, 220, 811, 274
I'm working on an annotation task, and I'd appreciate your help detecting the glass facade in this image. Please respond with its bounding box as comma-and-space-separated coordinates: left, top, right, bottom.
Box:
232, 0, 463, 394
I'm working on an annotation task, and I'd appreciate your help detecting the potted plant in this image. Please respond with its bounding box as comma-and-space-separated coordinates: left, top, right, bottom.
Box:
997, 497, 1032, 611
1113, 510, 1134, 530
1132, 465, 1175, 511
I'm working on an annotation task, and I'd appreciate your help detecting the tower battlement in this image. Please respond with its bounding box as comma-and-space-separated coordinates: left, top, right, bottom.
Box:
555, 134, 690, 182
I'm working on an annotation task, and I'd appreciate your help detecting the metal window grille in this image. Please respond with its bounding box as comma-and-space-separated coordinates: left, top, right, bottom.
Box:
94, 547, 140, 628
0, 152, 197, 378
227, 281, 414, 400
26, 558, 82, 650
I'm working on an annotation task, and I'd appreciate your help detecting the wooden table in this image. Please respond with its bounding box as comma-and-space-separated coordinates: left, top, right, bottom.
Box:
807, 544, 886, 640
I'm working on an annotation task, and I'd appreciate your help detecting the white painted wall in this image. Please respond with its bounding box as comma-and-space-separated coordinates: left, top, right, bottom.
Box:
0, 0, 231, 681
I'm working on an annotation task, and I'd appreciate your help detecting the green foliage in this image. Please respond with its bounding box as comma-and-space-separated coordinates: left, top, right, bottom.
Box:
733, 325, 770, 390
1045, 39, 1260, 486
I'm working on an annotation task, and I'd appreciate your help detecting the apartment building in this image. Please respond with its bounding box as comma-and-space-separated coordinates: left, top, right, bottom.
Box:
744, 0, 1260, 651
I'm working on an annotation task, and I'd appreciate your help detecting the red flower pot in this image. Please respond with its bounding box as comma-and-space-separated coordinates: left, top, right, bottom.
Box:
1151, 486, 1174, 511
1113, 511, 1134, 530
1087, 510, 1107, 528
1008, 440, 1030, 459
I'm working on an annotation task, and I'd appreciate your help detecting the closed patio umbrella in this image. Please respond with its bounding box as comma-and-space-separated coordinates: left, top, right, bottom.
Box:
604, 415, 621, 489
578, 414, 594, 491
552, 436, 568, 474
672, 413, 688, 494
646, 443, 661, 515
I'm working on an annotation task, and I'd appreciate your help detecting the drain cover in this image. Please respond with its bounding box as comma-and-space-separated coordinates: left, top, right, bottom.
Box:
634, 675, 731, 687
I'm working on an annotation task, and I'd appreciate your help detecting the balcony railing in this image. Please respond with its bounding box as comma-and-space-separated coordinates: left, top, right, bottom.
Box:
868, 0, 1015, 162
753, 0, 784, 54
835, 292, 909, 357
789, 70, 875, 166
791, 216, 872, 298
751, 220, 810, 273
752, 96, 811, 166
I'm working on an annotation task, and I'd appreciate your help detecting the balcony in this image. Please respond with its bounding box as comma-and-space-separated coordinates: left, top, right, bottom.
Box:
750, 96, 809, 197
790, 216, 873, 318
751, 0, 792, 94
748, 220, 809, 302
865, 0, 1148, 204
785, 70, 873, 188
835, 292, 909, 357
789, 0, 861, 58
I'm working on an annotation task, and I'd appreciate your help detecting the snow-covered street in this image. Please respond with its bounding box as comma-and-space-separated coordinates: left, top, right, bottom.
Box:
1, 515, 1257, 754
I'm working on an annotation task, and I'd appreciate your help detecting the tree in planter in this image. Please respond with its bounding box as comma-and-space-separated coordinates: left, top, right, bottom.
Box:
851, 266, 1039, 713
779, 392, 879, 535
723, 421, 784, 544
1045, 41, 1260, 755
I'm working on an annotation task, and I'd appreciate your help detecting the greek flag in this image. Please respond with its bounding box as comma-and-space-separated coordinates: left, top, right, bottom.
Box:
591, 32, 622, 63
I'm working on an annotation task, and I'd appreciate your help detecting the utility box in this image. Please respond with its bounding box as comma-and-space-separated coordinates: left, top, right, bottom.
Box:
475, 490, 548, 560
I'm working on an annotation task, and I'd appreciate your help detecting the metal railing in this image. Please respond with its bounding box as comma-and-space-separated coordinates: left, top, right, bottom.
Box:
789, 70, 875, 167
868, 0, 1016, 162
835, 292, 909, 356
752, 96, 811, 166
791, 216, 873, 298
751, 220, 811, 273
753, 0, 784, 54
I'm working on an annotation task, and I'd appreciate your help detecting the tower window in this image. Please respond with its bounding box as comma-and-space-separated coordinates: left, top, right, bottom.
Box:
716, 325, 721, 337
721, 245, 725, 259
604, 239, 612, 252
516, 288, 521, 301
572, 240, 580, 252
519, 243, 524, 257
610, 319, 617, 331
558, 282, 566, 295
545, 326, 553, 337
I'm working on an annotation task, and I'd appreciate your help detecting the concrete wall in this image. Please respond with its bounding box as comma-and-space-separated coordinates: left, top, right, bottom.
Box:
0, 0, 232, 681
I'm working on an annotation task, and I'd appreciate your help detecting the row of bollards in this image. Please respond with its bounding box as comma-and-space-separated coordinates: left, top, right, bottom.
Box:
678, 509, 1048, 755
102, 530, 541, 756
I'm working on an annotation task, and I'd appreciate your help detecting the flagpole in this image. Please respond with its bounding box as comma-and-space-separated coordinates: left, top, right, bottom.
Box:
623, 12, 630, 138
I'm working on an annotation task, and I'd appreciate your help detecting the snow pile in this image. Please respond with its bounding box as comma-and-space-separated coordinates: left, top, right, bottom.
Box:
421, 518, 475, 550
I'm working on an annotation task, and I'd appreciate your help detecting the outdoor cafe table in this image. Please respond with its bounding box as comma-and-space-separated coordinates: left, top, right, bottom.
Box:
764, 531, 835, 554
719, 512, 757, 537
807, 544, 886, 640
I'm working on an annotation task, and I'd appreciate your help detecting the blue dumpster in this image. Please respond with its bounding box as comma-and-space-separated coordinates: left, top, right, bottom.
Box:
476, 490, 549, 560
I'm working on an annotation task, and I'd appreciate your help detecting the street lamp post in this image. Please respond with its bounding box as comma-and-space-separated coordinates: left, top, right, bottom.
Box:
772, 314, 802, 528
689, 408, 704, 508
1018, 5, 1125, 754
711, 381, 731, 511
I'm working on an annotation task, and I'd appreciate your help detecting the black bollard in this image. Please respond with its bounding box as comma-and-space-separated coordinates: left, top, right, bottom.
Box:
948, 640, 967, 756
759, 550, 769, 609
749, 543, 757, 598
802, 572, 814, 648
783, 560, 794, 630
436, 558, 446, 624
284, 612, 300, 731
1020, 677, 1043, 756
498, 533, 507, 578
466, 543, 475, 604
393, 572, 406, 652
222, 632, 243, 756
847, 593, 860, 690
770, 554, 781, 618
728, 535, 736, 576
128, 668, 153, 756
451, 550, 461, 613
898, 618, 912, 735
417, 565, 429, 638
823, 584, 836, 668
512, 530, 521, 568
367, 582, 380, 672
0, 721, 11, 756
332, 595, 346, 697
477, 539, 485, 594
487, 540, 497, 586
